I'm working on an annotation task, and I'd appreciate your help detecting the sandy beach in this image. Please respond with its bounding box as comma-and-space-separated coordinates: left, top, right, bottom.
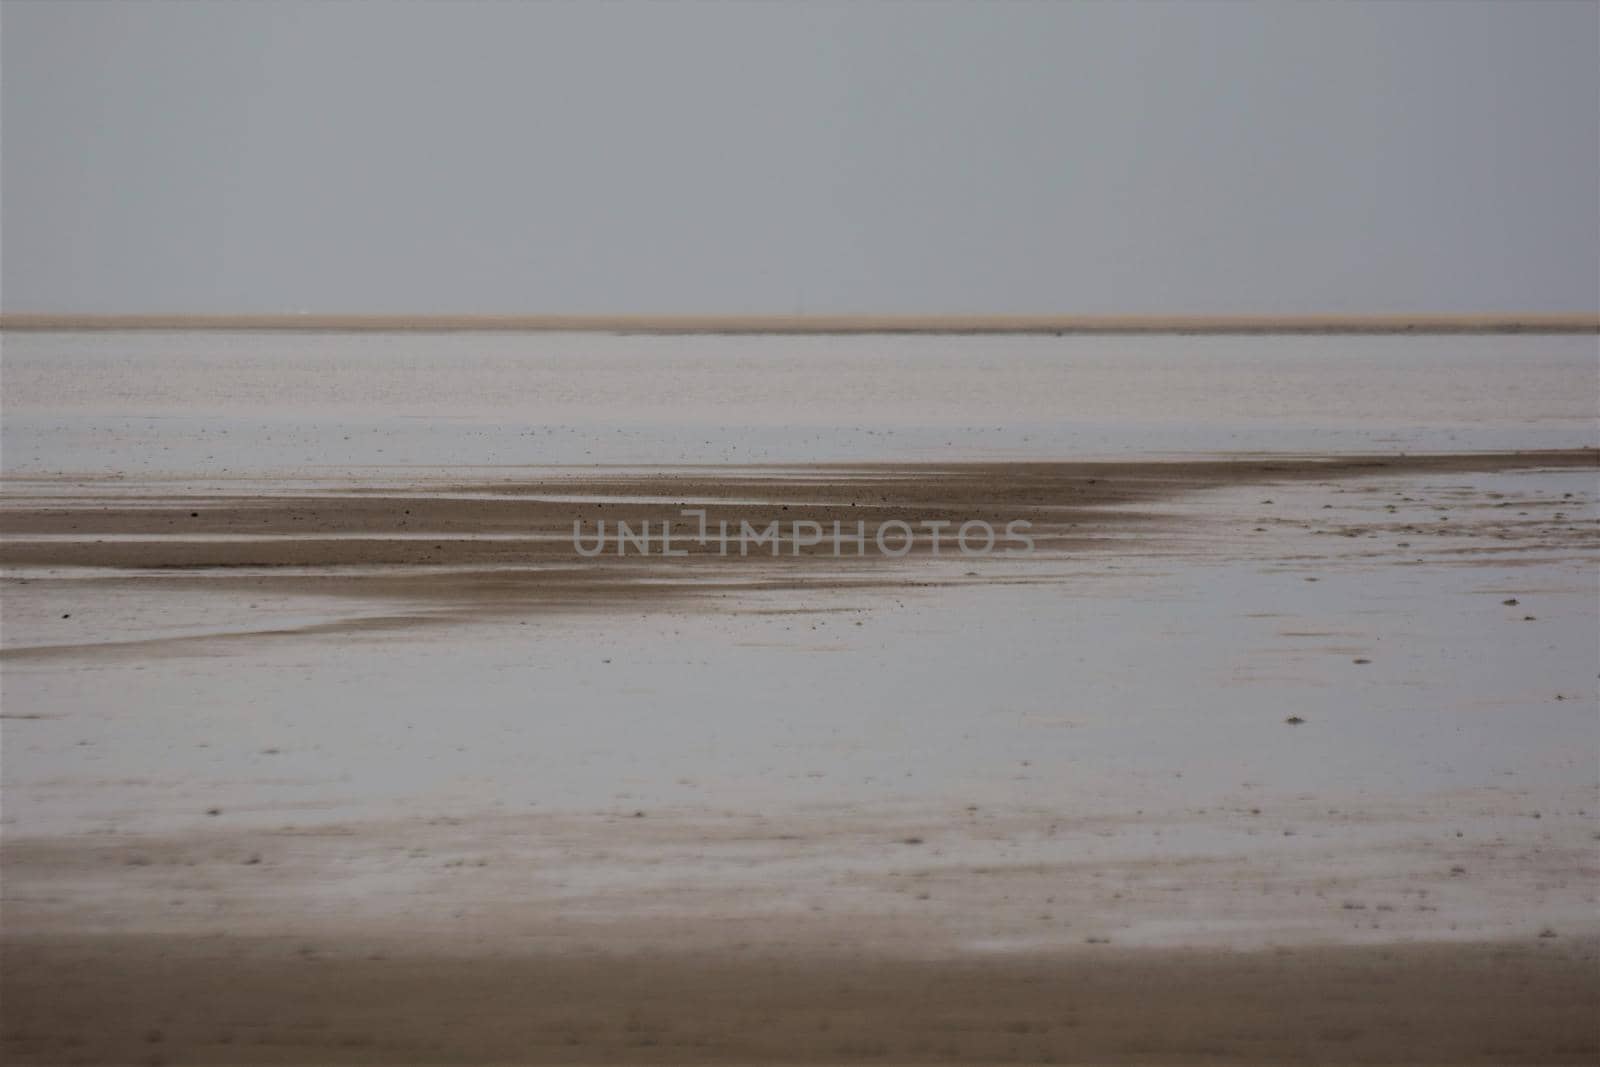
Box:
5, 429, 1598, 1062
0, 330, 1596, 1064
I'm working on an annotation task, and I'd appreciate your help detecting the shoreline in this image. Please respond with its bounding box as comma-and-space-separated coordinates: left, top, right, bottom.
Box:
6, 934, 1597, 1064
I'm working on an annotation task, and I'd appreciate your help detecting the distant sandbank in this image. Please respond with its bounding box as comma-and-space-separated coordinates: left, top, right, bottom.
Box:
2, 312, 1597, 334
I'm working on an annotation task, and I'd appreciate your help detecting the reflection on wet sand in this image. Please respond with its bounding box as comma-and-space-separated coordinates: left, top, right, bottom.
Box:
3, 451, 1597, 1062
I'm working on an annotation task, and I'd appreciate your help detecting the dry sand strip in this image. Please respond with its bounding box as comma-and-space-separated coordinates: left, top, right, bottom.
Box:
2, 451, 1594, 659
4, 934, 1597, 1065
3, 312, 1597, 333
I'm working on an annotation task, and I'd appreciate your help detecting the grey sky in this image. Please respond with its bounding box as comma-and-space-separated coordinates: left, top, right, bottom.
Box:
3, 0, 1596, 315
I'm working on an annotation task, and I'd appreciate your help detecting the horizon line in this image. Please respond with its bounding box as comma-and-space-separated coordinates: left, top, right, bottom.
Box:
2, 312, 1597, 335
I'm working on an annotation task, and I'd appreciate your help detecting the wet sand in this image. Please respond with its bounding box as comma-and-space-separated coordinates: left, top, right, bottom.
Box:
3, 451, 1598, 1063
3, 451, 1593, 608
6, 934, 1597, 1065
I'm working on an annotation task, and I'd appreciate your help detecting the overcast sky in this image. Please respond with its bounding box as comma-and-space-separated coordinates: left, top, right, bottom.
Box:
3, 1, 1596, 315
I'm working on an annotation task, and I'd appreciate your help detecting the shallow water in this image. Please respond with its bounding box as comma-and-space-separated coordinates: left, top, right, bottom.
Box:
2, 332, 1596, 955
3, 469, 1595, 951
4, 331, 1595, 474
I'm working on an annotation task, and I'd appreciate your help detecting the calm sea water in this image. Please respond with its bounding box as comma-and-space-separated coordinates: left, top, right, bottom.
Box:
3, 330, 1595, 475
